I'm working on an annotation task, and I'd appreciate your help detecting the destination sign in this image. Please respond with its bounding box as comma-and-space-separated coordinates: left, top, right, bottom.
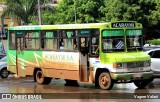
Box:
16, 31, 25, 35
80, 30, 90, 35
111, 22, 135, 28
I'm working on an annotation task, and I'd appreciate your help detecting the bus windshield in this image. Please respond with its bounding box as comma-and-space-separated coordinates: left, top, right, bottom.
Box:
102, 30, 125, 52
126, 30, 143, 51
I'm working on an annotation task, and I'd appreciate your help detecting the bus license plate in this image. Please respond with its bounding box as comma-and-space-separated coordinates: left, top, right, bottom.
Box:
134, 74, 141, 78
128, 68, 143, 72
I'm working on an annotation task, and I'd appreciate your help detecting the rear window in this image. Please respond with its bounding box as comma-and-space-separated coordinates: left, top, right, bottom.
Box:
150, 50, 160, 58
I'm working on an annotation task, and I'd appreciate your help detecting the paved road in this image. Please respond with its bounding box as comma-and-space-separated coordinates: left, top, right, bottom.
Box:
0, 75, 160, 102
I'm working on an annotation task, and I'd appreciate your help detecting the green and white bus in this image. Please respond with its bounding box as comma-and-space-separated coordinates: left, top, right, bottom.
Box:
7, 21, 153, 90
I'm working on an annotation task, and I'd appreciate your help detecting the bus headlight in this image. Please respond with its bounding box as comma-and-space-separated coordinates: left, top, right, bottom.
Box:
113, 63, 123, 68
144, 61, 151, 67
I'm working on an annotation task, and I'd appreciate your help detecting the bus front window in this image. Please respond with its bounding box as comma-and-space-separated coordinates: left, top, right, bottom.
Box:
126, 30, 143, 51
102, 30, 125, 52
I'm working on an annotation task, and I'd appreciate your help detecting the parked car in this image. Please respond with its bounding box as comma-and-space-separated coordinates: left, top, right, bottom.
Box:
0, 53, 6, 59
143, 45, 160, 51
0, 55, 10, 78
145, 48, 160, 78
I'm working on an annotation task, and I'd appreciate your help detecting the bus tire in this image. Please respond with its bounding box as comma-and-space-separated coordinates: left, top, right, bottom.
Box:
98, 72, 114, 90
36, 70, 52, 84
134, 80, 149, 89
149, 76, 154, 83
0, 68, 10, 78
95, 81, 100, 88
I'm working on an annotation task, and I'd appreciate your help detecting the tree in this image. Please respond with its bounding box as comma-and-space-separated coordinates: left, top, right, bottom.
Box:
0, 0, 6, 4
53, 0, 103, 24
41, 9, 55, 25
40, 0, 56, 25
1, 0, 46, 25
148, 0, 160, 39
99, 0, 160, 39
75, 0, 104, 23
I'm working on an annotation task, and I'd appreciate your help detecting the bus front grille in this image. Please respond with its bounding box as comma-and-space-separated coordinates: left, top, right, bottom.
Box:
127, 62, 144, 68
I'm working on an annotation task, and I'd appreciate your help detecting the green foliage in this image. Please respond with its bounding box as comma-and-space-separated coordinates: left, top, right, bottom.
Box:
99, 0, 160, 39
2, 0, 160, 40
42, 10, 55, 25
28, 16, 39, 25
76, 0, 103, 23
53, 0, 103, 24
99, 0, 156, 22
146, 39, 160, 45
53, 0, 75, 24
2, 0, 47, 25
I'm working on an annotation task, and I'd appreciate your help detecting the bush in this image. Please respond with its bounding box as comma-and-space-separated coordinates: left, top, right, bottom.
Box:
146, 39, 160, 45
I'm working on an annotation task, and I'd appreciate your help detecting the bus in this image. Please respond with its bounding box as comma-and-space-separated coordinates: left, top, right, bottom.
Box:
7, 21, 153, 90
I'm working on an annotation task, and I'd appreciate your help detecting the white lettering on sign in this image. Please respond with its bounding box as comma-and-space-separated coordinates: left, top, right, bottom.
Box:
112, 22, 135, 28
43, 52, 79, 64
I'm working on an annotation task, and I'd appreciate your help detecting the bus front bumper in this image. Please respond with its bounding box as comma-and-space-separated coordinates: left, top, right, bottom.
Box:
111, 71, 153, 80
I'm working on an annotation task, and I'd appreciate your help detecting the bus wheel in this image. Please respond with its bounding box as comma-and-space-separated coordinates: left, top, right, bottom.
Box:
149, 77, 154, 83
98, 72, 114, 90
0, 68, 10, 78
36, 70, 52, 84
134, 80, 149, 89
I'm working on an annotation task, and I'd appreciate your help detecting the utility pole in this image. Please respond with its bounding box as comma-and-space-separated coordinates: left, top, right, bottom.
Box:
74, 0, 76, 24
38, 0, 42, 25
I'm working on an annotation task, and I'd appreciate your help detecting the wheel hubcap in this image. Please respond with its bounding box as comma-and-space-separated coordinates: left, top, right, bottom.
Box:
37, 72, 43, 82
2, 70, 9, 77
101, 75, 109, 86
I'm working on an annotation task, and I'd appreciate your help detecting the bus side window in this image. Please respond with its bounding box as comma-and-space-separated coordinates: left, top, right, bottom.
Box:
42, 30, 58, 50
25, 31, 40, 50
41, 31, 45, 49
80, 37, 89, 55
10, 31, 16, 49
73, 30, 78, 51
32, 32, 40, 49
25, 32, 32, 49
59, 30, 77, 51
59, 40, 64, 50
90, 37, 99, 57
89, 29, 99, 57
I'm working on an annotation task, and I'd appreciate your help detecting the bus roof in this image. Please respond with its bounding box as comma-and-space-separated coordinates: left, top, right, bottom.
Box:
8, 21, 142, 30
8, 23, 110, 30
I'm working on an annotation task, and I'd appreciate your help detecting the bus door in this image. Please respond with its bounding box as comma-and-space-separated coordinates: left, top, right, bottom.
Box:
16, 32, 25, 76
79, 36, 90, 82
